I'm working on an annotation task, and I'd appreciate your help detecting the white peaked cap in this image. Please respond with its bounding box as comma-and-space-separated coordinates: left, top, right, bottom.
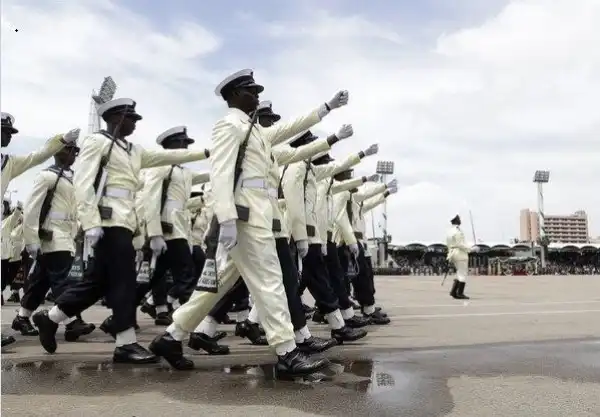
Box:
156, 126, 188, 145
96, 98, 136, 117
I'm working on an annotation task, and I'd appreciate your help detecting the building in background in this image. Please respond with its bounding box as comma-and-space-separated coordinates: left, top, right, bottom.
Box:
520, 209, 589, 244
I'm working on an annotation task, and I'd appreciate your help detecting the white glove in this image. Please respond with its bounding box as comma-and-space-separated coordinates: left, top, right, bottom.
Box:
364, 144, 379, 156
321, 244, 328, 256
336, 124, 353, 140
386, 178, 398, 188
25, 243, 41, 259
296, 240, 309, 258
149, 236, 167, 255
327, 90, 349, 110
367, 174, 379, 182
62, 128, 81, 144
218, 220, 237, 251
387, 186, 398, 194
85, 227, 104, 248
349, 243, 360, 257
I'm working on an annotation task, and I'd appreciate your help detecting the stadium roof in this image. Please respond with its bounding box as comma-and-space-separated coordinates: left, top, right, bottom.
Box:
388, 242, 600, 252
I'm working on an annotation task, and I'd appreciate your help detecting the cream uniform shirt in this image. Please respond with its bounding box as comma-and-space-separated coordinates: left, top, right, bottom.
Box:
314, 155, 365, 243
1, 208, 21, 260
22, 167, 78, 254
210, 107, 323, 231
1, 135, 66, 197
75, 132, 209, 233
283, 153, 363, 245
270, 138, 332, 239
446, 226, 471, 262
143, 165, 210, 241
9, 223, 23, 261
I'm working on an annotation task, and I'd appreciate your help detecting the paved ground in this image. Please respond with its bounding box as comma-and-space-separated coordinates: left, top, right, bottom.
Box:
1, 274, 599, 417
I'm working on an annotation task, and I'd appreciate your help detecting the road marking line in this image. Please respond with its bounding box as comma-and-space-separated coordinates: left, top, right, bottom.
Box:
388, 309, 600, 319
382, 300, 600, 308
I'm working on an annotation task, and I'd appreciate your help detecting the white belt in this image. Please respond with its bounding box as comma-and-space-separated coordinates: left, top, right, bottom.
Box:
47, 211, 72, 221
104, 187, 134, 200
164, 199, 184, 211
241, 178, 269, 190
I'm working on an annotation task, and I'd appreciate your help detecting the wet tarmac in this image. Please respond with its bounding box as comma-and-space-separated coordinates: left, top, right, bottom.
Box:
2, 275, 600, 416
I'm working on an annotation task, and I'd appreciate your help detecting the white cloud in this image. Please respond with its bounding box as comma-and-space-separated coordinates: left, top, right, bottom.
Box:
2, 0, 599, 243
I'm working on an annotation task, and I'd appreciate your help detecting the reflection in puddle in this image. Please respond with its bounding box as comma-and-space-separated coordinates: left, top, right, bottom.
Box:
1, 358, 415, 393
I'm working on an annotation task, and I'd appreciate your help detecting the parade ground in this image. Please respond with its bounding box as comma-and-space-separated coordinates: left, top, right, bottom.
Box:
2, 275, 599, 417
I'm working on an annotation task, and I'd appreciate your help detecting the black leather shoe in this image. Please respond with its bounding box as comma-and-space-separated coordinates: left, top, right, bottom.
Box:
64, 318, 96, 342
32, 310, 59, 354
235, 320, 268, 345
364, 310, 391, 325
113, 342, 159, 364
99, 316, 116, 339
1, 334, 16, 347
188, 332, 230, 355
297, 336, 337, 354
344, 315, 369, 328
149, 333, 194, 370
154, 312, 173, 326
331, 326, 367, 345
276, 349, 329, 376
311, 310, 328, 324
12, 315, 39, 336
140, 302, 157, 319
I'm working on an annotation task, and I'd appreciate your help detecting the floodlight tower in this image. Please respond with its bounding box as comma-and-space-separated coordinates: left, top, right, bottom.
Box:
376, 160, 394, 267
533, 170, 550, 268
87, 76, 117, 134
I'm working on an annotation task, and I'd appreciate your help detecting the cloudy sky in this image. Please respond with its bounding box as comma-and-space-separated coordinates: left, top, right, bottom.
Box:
2, 0, 599, 244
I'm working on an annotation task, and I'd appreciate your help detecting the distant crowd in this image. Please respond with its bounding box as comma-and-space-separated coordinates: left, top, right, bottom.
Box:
384, 254, 599, 276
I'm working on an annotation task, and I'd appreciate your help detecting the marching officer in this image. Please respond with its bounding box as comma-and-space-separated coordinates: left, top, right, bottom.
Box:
446, 215, 472, 300
149, 69, 349, 375
281, 132, 371, 343
141, 126, 210, 321
32, 98, 211, 364
13, 142, 95, 340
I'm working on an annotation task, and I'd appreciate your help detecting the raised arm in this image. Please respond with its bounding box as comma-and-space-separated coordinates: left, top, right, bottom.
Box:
141, 147, 209, 169
22, 172, 52, 247
354, 183, 387, 203
143, 166, 169, 238
73, 135, 105, 231
273, 138, 331, 166
282, 163, 308, 241
332, 176, 370, 194
210, 120, 241, 224
313, 151, 364, 182
361, 193, 386, 214
9, 134, 66, 179
265, 90, 349, 145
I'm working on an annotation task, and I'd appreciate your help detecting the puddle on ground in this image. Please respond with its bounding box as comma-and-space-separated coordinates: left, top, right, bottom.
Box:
1, 358, 417, 394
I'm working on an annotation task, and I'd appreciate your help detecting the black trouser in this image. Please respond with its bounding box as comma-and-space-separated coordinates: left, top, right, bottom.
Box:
354, 244, 375, 307
1, 259, 11, 291
56, 227, 137, 334
337, 245, 354, 297
21, 251, 74, 312
208, 277, 248, 322
301, 243, 339, 314
325, 240, 352, 310
151, 239, 196, 306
